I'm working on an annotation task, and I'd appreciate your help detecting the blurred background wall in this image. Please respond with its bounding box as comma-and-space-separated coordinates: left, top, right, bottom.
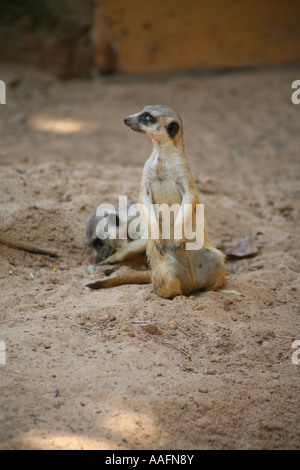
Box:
0, 0, 299, 78
0, 0, 94, 78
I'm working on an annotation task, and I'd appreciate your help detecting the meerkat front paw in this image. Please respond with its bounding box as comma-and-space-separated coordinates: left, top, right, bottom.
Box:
154, 240, 166, 256
172, 240, 185, 253
97, 253, 119, 265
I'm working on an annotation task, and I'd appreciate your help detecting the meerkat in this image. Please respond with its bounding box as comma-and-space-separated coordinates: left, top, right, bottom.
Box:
0, 230, 58, 258
86, 197, 141, 263
87, 105, 225, 298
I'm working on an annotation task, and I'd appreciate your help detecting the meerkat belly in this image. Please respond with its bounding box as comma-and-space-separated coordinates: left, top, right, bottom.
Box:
151, 178, 182, 206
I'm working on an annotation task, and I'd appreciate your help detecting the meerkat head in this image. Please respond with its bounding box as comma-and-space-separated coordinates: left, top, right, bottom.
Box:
124, 105, 183, 146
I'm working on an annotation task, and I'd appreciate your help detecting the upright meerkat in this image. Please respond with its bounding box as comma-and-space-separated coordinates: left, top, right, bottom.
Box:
87, 105, 225, 298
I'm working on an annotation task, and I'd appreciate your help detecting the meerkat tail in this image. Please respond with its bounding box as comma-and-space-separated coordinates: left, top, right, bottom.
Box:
0, 230, 58, 258
86, 271, 152, 290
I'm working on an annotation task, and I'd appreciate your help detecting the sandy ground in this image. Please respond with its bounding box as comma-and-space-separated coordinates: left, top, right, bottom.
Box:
0, 63, 299, 450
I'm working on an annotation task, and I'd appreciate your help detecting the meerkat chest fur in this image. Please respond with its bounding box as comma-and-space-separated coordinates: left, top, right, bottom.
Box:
146, 150, 185, 206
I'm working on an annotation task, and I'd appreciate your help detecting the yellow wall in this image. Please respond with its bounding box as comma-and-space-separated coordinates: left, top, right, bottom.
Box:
94, 0, 300, 74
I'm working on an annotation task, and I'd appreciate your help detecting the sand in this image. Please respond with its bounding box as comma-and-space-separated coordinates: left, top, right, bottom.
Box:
0, 63, 299, 449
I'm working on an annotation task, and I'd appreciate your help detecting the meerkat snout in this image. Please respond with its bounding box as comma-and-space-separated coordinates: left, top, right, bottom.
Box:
124, 113, 143, 133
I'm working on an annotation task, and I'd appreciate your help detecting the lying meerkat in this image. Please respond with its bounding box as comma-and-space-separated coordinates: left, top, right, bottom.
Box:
86, 198, 139, 263
87, 105, 225, 298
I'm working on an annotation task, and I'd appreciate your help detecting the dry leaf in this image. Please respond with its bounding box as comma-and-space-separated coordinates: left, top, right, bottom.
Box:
222, 236, 258, 259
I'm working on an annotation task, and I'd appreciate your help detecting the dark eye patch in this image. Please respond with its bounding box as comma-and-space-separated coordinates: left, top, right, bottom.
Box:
166, 120, 180, 138
138, 112, 157, 125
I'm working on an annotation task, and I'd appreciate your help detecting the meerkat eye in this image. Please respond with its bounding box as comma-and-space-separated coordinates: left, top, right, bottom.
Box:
138, 112, 157, 124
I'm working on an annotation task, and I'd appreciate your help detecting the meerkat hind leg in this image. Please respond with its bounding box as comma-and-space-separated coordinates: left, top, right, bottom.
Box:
194, 248, 225, 291
147, 241, 186, 299
151, 263, 184, 299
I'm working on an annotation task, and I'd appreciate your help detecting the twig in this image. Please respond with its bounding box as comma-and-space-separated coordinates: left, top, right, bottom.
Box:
132, 320, 151, 324
171, 320, 191, 336
151, 337, 190, 357
72, 324, 93, 332
276, 183, 300, 195
36, 215, 44, 228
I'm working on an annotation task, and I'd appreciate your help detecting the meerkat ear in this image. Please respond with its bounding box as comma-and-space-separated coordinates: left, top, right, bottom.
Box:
166, 121, 180, 138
